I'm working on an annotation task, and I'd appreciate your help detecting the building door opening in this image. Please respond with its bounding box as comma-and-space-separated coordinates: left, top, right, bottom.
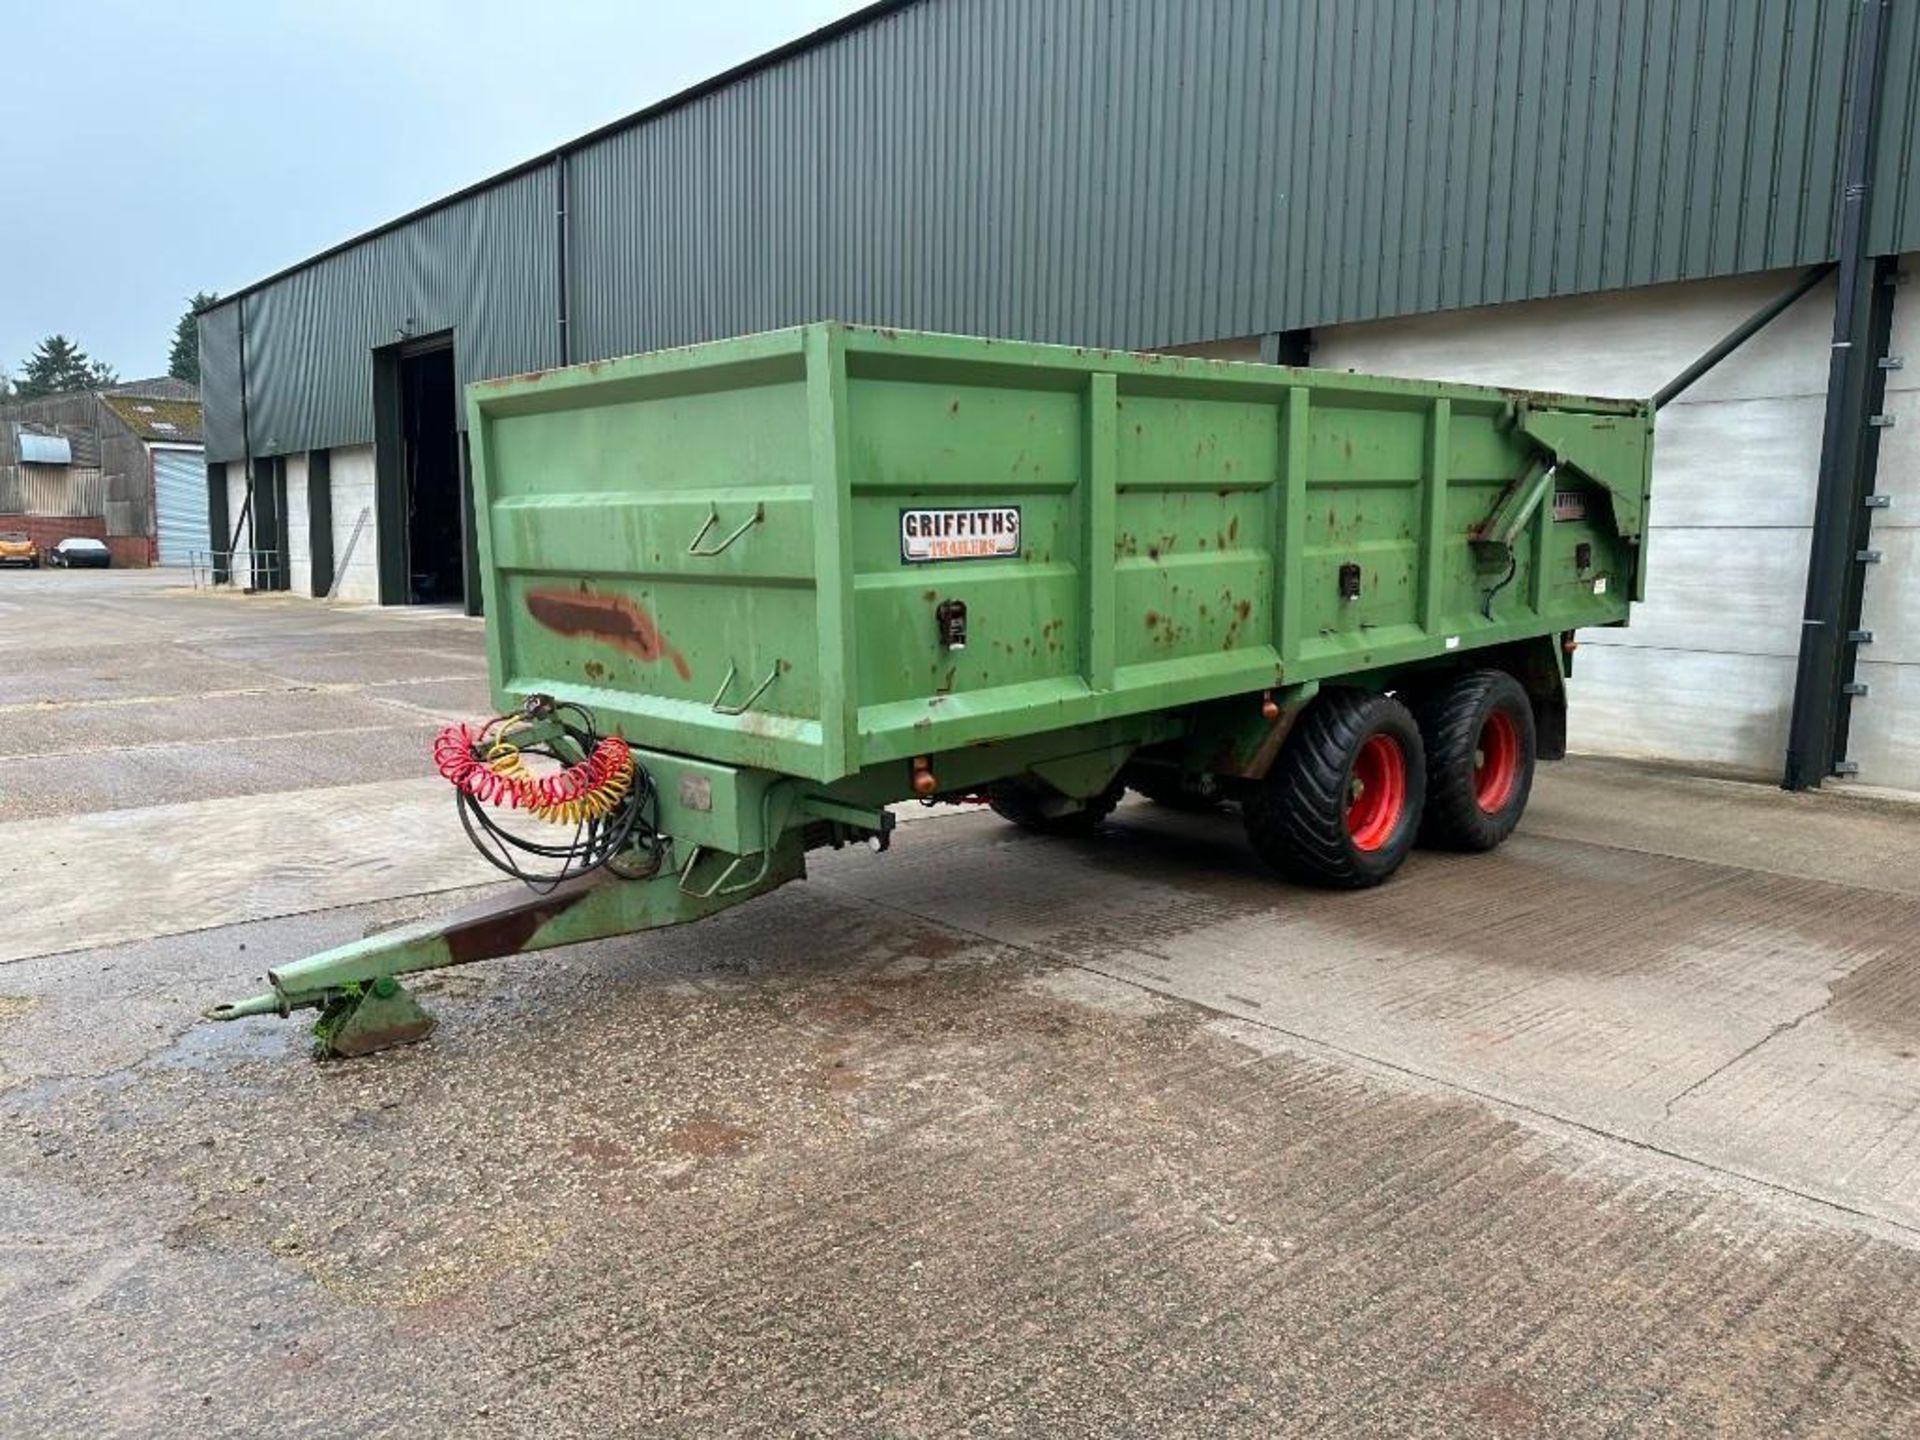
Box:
398, 344, 462, 604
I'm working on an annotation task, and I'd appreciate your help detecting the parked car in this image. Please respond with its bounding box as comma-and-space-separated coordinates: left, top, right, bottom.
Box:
47, 537, 111, 569
0, 532, 39, 567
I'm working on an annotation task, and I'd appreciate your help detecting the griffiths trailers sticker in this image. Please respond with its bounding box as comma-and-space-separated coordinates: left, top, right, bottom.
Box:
900, 506, 1022, 562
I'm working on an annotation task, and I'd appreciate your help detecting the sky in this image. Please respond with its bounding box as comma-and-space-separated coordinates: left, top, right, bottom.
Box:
0, 0, 870, 383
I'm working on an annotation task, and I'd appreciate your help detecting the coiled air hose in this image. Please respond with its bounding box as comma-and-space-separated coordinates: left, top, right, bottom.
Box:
432, 703, 662, 889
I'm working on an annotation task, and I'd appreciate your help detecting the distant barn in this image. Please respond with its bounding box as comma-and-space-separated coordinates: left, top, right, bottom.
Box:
0, 377, 204, 567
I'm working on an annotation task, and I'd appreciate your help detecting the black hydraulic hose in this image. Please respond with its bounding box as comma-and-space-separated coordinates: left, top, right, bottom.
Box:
452, 705, 663, 891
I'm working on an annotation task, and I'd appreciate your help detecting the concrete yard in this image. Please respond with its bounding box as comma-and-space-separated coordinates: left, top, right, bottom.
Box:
3, 569, 1919, 1438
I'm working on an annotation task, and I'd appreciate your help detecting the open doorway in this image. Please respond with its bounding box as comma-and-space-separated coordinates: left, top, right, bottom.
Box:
398, 343, 463, 605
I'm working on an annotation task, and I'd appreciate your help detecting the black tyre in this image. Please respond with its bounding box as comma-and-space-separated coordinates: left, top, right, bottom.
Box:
1129, 770, 1225, 812
1243, 690, 1425, 888
1414, 669, 1536, 851
987, 776, 1124, 836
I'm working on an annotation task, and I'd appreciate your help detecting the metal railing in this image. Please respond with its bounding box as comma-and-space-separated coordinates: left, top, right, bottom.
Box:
188, 548, 286, 593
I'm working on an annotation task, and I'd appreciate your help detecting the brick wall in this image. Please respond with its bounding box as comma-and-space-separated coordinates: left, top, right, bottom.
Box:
0, 514, 150, 566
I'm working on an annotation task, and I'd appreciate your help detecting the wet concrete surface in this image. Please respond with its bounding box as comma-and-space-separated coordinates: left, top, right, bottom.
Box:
3, 570, 1919, 1437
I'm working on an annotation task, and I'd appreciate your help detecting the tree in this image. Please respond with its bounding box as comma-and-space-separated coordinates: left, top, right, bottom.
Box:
168, 292, 218, 384
0, 368, 12, 401
14, 336, 116, 398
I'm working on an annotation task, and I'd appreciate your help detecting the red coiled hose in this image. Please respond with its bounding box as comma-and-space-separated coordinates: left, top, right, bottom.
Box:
433, 717, 634, 824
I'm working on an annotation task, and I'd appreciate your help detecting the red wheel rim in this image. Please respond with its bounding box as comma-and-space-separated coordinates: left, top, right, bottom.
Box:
1474, 709, 1522, 814
1346, 734, 1407, 852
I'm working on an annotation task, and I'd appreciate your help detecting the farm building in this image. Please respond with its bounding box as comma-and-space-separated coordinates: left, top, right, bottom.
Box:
195, 0, 1920, 792
0, 377, 205, 567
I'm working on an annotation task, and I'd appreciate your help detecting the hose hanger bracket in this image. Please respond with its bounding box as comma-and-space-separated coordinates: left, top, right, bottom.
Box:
687, 501, 765, 557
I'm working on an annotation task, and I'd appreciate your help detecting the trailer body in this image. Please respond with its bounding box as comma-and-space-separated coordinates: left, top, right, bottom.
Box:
211, 324, 1653, 1055
475, 324, 1645, 781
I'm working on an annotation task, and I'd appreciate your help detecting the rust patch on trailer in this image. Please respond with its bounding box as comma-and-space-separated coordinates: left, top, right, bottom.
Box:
439, 882, 597, 968
527, 588, 692, 681
477, 369, 545, 390
1209, 704, 1302, 778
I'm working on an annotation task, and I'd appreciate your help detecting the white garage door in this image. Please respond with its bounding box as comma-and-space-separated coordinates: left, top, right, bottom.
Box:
153, 447, 210, 567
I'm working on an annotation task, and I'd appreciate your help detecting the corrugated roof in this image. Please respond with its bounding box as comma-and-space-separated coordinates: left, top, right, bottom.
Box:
104, 377, 200, 402
99, 393, 203, 444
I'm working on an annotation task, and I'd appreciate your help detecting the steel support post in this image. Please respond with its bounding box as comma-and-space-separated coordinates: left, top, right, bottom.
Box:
1784, 0, 1892, 790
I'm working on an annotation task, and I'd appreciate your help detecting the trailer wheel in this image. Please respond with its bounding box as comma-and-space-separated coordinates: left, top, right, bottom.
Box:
1244, 690, 1425, 888
1414, 669, 1536, 851
988, 777, 1124, 836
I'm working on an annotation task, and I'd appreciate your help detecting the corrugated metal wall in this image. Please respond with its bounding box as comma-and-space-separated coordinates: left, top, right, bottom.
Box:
209, 168, 559, 462
6, 467, 104, 518
0, 395, 144, 538
95, 416, 152, 540
201, 0, 1920, 464
1870, 0, 1920, 256
198, 303, 243, 461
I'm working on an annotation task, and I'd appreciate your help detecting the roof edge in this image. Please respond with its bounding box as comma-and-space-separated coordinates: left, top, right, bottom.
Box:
197, 0, 916, 317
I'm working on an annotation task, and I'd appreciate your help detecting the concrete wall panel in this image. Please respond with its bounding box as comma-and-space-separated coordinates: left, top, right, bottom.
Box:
1840, 255, 1920, 790
1846, 660, 1920, 792
1644, 396, 1824, 530
222, 464, 254, 588
284, 453, 311, 597
1581, 527, 1810, 661
1311, 269, 1835, 403
1857, 528, 1920, 664
1871, 386, 1920, 510
1566, 645, 1794, 778
1313, 267, 1831, 778
327, 446, 379, 603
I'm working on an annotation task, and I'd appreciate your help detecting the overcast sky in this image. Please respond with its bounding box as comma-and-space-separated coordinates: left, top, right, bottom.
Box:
0, 0, 869, 382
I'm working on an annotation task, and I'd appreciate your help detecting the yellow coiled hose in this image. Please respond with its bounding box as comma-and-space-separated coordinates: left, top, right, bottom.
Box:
479, 720, 635, 826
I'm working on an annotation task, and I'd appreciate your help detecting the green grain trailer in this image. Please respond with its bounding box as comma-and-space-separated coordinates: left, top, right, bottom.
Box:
209, 324, 1653, 1057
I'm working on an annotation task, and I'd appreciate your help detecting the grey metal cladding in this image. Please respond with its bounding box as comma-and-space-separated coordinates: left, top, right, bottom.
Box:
198, 303, 243, 461
221, 167, 559, 461
1870, 0, 1920, 257
567, 0, 1910, 357
200, 0, 1920, 464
